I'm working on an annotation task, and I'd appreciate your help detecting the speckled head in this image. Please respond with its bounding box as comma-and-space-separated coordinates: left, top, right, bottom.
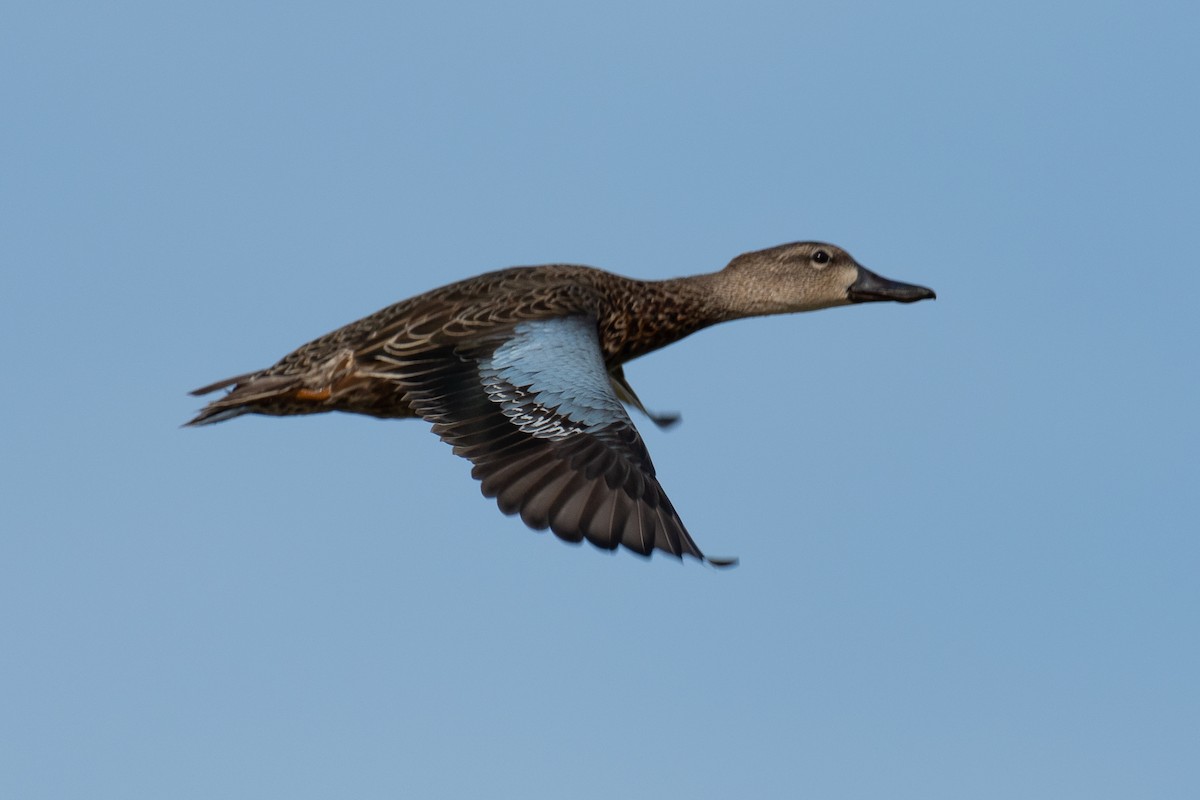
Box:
717, 241, 936, 318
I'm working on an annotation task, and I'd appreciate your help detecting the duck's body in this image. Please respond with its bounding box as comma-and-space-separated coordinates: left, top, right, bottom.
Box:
190, 264, 718, 424
188, 241, 935, 565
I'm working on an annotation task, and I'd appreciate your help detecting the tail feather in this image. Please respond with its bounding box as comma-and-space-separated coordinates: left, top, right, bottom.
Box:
190, 371, 257, 396
184, 405, 253, 427
184, 372, 303, 427
189, 347, 366, 426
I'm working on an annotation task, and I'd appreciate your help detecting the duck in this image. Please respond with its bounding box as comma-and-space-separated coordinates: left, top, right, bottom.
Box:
187, 241, 935, 566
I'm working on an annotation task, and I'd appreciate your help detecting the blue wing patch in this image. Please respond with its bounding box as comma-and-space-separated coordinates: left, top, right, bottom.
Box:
479, 317, 632, 439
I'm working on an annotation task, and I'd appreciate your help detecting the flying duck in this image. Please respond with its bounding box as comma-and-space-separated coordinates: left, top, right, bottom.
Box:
187, 241, 935, 566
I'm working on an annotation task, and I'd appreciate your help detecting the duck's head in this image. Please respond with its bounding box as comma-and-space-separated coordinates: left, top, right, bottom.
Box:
717, 241, 936, 318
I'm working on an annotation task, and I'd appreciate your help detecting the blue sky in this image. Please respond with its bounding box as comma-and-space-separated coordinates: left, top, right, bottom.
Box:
2, 2, 1197, 798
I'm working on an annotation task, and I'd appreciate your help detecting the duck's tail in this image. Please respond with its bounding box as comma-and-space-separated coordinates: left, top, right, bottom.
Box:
186, 347, 367, 427
184, 371, 304, 426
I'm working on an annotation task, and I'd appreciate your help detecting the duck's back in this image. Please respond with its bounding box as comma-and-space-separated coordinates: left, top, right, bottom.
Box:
187, 265, 632, 425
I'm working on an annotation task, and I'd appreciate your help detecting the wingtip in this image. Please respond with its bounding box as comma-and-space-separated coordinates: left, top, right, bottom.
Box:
705, 555, 740, 569
650, 412, 682, 430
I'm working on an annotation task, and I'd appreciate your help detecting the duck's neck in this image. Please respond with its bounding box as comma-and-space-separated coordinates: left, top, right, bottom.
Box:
600, 271, 737, 364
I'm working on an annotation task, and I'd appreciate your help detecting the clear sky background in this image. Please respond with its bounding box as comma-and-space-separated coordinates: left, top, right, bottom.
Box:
2, 2, 1197, 798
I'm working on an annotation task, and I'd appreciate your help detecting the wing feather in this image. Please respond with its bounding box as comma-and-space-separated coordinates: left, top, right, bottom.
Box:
390, 316, 728, 564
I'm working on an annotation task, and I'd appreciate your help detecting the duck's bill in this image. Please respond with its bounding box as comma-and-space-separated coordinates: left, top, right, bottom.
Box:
848, 267, 936, 304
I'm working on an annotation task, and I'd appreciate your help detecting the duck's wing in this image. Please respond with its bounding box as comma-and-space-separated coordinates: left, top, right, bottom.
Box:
387, 315, 734, 566
608, 365, 681, 430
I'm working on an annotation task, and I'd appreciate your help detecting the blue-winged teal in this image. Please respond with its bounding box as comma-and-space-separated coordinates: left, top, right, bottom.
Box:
188, 241, 935, 566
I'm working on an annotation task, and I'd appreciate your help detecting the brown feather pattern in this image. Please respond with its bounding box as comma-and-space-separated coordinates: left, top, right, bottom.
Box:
187, 242, 936, 566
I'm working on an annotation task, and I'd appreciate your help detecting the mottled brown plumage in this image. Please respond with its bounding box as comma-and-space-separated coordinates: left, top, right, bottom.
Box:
188, 241, 935, 565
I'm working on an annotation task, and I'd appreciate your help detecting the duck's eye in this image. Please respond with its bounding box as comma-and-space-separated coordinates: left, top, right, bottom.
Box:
812, 250, 830, 265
